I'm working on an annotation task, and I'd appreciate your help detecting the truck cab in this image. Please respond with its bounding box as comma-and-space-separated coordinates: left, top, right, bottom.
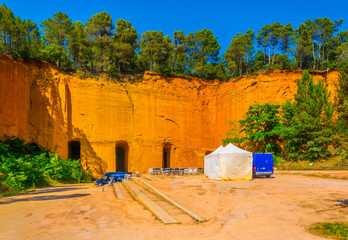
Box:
252, 153, 274, 178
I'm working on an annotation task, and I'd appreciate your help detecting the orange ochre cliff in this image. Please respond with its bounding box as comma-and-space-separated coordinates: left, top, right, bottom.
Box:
0, 55, 339, 176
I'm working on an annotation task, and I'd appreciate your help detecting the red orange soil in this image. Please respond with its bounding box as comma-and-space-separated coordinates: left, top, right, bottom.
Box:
0, 173, 347, 240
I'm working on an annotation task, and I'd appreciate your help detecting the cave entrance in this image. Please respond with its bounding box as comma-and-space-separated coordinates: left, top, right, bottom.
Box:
163, 143, 171, 168
68, 140, 81, 160
116, 141, 128, 172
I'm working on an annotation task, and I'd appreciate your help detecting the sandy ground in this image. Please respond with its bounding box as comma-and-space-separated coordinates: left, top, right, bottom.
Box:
0, 173, 347, 240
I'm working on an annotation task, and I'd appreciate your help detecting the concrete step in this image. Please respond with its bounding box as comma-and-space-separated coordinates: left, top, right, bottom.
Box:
123, 180, 178, 224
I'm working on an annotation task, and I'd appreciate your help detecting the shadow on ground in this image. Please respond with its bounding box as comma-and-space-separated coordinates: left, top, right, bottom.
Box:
0, 193, 90, 204
26, 185, 89, 195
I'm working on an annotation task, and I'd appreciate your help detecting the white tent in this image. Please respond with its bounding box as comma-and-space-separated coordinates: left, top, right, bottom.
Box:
204, 143, 253, 181
204, 145, 224, 180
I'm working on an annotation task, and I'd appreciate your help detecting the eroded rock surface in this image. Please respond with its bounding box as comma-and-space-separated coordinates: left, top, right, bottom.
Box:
0, 55, 339, 175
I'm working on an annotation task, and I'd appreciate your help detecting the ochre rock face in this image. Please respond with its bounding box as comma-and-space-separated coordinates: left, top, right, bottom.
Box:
0, 55, 339, 176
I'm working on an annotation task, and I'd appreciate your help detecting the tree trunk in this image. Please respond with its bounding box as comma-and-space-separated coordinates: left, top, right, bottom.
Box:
318, 41, 321, 66
246, 55, 249, 76
150, 53, 153, 71
239, 57, 242, 77
336, 50, 347, 63
312, 43, 316, 70
172, 51, 177, 72
272, 45, 276, 65
268, 47, 271, 68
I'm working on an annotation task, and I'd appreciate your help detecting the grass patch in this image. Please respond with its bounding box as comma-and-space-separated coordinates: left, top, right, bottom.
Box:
309, 222, 348, 240
276, 171, 348, 180
276, 158, 348, 171
303, 173, 348, 180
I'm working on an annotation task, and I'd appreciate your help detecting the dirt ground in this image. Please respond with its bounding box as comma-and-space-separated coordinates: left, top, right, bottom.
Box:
0, 172, 347, 240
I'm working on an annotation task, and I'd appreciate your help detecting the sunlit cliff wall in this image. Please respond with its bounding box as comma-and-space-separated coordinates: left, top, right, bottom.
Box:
0, 55, 339, 176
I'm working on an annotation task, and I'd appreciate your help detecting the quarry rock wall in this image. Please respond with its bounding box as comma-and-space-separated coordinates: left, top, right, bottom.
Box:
0, 55, 339, 176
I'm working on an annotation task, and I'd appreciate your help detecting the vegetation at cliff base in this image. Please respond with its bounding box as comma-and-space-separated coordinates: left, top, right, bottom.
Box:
0, 136, 93, 196
0, 4, 347, 80
224, 66, 348, 163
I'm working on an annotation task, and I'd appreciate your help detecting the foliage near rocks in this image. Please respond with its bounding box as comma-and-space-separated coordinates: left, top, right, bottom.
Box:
0, 136, 93, 194
224, 70, 347, 162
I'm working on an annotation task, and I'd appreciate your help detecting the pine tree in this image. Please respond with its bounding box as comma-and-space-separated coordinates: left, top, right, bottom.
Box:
68, 21, 90, 69
290, 70, 334, 160
224, 30, 254, 77
85, 11, 114, 72
109, 19, 138, 75
40, 12, 72, 67
171, 30, 187, 73
186, 29, 220, 79
335, 63, 348, 133
140, 31, 172, 72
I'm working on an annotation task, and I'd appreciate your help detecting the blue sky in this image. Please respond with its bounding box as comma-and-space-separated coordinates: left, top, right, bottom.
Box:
3, 0, 348, 52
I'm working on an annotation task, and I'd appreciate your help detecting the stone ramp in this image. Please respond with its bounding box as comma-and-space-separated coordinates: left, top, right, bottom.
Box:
113, 182, 132, 200
132, 177, 205, 222
123, 180, 178, 224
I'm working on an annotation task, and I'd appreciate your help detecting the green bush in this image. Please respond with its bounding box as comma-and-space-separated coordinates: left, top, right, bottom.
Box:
0, 135, 93, 194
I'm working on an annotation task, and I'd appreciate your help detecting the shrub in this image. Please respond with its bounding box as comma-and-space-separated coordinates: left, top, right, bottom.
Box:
0, 135, 92, 193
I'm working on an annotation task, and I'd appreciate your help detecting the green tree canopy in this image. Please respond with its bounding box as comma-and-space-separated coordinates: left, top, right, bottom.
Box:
223, 103, 282, 153
85, 11, 114, 71
187, 29, 220, 78
140, 30, 172, 72
109, 19, 138, 75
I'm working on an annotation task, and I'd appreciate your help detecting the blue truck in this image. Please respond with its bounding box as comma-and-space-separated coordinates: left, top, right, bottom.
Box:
94, 172, 132, 186
252, 153, 274, 178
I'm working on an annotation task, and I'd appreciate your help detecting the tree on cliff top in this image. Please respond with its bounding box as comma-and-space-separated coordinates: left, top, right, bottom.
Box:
0, 4, 41, 59
108, 19, 138, 75
68, 21, 91, 69
186, 29, 220, 79
224, 30, 254, 77
40, 12, 72, 47
40, 12, 73, 68
86, 11, 114, 72
171, 30, 188, 73
140, 31, 172, 73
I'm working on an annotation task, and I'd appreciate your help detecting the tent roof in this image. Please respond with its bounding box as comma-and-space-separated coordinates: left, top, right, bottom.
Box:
218, 143, 252, 156
206, 145, 224, 156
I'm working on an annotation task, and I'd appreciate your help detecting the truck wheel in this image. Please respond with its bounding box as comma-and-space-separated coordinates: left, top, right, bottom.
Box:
266, 175, 270, 178
98, 183, 102, 187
